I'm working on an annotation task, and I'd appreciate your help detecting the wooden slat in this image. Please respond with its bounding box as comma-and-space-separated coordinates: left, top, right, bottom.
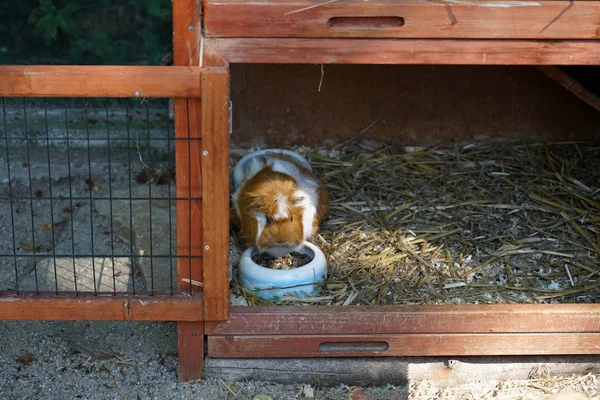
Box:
0, 66, 202, 98
175, 98, 204, 293
208, 333, 600, 358
207, 38, 600, 65
178, 321, 205, 381
174, 0, 205, 383
203, 0, 600, 39
537, 66, 600, 112
174, 0, 203, 295
204, 358, 410, 386
0, 292, 203, 321
205, 305, 600, 335
201, 69, 230, 321
204, 356, 600, 387
174, 0, 201, 67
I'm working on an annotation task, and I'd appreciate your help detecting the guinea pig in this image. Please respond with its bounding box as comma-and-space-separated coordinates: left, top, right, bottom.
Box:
232, 153, 328, 255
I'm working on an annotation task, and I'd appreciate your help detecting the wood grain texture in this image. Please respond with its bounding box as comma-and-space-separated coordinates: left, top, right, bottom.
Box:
204, 356, 600, 387
208, 333, 600, 358
178, 321, 205, 381
175, 97, 204, 294
208, 38, 600, 65
203, 0, 600, 39
0, 66, 202, 97
204, 357, 410, 386
228, 64, 600, 148
537, 66, 600, 112
173, 0, 205, 383
203, 41, 229, 68
205, 305, 600, 335
201, 69, 230, 321
173, 0, 201, 66
0, 292, 203, 321
174, 0, 203, 294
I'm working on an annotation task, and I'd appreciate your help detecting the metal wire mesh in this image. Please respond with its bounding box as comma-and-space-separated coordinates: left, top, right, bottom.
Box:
0, 97, 199, 296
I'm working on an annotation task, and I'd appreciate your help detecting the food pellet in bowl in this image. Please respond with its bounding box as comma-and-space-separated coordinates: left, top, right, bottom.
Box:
251, 252, 313, 270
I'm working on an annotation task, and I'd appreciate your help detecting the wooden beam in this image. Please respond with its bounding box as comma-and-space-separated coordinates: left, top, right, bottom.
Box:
204, 358, 410, 386
178, 321, 206, 381
174, 0, 205, 383
204, 356, 600, 387
205, 305, 600, 335
174, 96, 204, 294
208, 333, 600, 358
203, 0, 600, 40
0, 66, 202, 98
174, 0, 204, 296
537, 66, 600, 112
0, 292, 203, 321
207, 38, 600, 65
200, 69, 230, 321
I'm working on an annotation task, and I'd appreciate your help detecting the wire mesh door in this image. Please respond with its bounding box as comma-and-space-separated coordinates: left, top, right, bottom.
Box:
0, 66, 228, 322
1, 96, 187, 295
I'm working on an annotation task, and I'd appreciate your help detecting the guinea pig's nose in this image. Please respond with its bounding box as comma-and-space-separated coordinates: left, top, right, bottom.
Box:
276, 240, 287, 246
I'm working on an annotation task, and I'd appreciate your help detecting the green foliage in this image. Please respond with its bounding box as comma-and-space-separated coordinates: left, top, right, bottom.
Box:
28, 0, 80, 45
0, 0, 172, 65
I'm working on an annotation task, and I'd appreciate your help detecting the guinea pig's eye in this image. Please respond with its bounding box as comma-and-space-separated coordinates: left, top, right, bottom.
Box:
290, 215, 294, 222
265, 216, 273, 224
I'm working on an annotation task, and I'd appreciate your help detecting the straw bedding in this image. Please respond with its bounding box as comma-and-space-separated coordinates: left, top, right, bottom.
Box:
411, 372, 599, 400
230, 137, 600, 306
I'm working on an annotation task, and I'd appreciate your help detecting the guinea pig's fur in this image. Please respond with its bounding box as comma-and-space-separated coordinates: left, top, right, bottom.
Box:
232, 153, 328, 255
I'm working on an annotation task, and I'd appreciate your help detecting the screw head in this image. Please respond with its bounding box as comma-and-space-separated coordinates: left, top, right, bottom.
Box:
134, 91, 140, 96
204, 245, 210, 251
192, 332, 197, 337
202, 151, 209, 156
188, 24, 195, 30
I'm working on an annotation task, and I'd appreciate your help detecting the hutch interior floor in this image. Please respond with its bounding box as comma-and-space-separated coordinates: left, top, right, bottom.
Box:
229, 137, 600, 306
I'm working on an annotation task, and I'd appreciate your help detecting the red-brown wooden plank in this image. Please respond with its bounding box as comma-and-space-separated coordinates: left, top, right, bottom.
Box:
174, 0, 201, 67
174, 0, 205, 383
203, 0, 600, 39
175, 97, 204, 293
0, 292, 203, 321
537, 66, 600, 112
0, 66, 202, 97
207, 38, 600, 65
205, 305, 600, 335
174, 0, 203, 295
200, 68, 230, 321
178, 321, 205, 381
208, 333, 600, 358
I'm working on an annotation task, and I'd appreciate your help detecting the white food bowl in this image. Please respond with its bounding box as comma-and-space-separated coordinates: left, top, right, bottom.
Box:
232, 148, 312, 191
239, 241, 327, 299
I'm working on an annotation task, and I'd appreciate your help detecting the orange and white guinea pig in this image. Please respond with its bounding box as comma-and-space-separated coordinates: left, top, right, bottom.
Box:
232, 152, 328, 255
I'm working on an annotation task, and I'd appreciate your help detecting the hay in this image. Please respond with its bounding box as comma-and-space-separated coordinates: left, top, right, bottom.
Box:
230, 137, 600, 306
411, 373, 600, 400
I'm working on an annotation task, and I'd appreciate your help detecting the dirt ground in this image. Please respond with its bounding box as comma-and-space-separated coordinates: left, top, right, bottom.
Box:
0, 320, 410, 400
2, 320, 599, 400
